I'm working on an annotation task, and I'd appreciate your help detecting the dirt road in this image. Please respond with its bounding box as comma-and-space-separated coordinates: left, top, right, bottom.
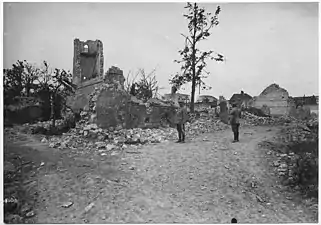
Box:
4, 126, 317, 223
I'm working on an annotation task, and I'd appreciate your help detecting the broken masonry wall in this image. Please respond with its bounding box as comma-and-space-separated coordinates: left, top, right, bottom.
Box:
67, 78, 104, 112
219, 101, 229, 124
92, 66, 177, 129
73, 39, 104, 86
288, 105, 312, 120
251, 84, 294, 116
5, 97, 44, 125
70, 37, 178, 129
127, 102, 147, 128
96, 86, 130, 129
252, 97, 289, 116
305, 105, 318, 115
144, 104, 177, 128
5, 105, 43, 125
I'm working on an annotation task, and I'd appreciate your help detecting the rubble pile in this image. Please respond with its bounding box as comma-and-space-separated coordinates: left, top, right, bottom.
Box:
270, 147, 318, 190
20, 108, 228, 151
40, 116, 230, 151
185, 118, 229, 135
22, 120, 65, 134
242, 111, 308, 126
243, 112, 277, 126
261, 121, 318, 193
270, 152, 298, 179
306, 117, 318, 130
40, 124, 177, 151
4, 155, 37, 223
279, 123, 318, 143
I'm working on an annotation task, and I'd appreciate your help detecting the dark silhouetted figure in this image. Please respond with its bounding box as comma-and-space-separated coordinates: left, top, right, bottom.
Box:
130, 83, 136, 96
229, 103, 241, 142
176, 101, 188, 143
231, 218, 237, 223
171, 85, 178, 94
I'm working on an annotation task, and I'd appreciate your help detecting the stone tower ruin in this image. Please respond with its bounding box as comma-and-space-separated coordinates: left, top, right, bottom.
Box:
73, 38, 104, 85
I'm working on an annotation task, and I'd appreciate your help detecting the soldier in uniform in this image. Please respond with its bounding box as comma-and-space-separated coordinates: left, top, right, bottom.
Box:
229, 103, 242, 143
176, 101, 188, 143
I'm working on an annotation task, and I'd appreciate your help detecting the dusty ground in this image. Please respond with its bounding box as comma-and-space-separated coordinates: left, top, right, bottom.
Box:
4, 126, 318, 223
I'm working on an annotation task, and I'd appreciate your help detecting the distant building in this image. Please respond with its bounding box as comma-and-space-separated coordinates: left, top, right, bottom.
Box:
229, 91, 252, 108
194, 95, 218, 111
293, 95, 318, 114
163, 93, 190, 107
197, 95, 218, 104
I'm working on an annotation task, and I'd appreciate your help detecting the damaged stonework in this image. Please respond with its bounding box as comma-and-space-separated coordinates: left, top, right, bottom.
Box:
69, 38, 105, 112
250, 83, 296, 116
69, 38, 178, 129
73, 39, 104, 85
94, 67, 177, 129
70, 65, 177, 129
94, 67, 131, 129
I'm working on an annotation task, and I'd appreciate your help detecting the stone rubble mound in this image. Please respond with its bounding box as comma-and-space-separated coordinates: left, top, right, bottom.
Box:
22, 110, 229, 151
242, 111, 306, 126
259, 119, 318, 191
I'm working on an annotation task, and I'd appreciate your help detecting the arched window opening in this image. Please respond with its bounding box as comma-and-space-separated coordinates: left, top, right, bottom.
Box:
84, 45, 89, 53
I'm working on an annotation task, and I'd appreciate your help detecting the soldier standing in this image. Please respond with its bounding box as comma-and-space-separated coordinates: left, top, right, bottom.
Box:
229, 103, 242, 143
176, 101, 188, 143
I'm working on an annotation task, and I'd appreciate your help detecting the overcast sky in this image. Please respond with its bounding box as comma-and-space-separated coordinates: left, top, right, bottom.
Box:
3, 2, 319, 99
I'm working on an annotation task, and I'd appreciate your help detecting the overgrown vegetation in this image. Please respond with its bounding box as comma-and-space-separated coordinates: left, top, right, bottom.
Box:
261, 121, 318, 200
288, 125, 318, 198
4, 60, 75, 128
125, 68, 161, 102
170, 2, 225, 112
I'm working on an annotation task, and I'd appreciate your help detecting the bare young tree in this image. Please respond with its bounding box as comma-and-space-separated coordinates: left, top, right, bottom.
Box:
170, 2, 225, 112
126, 68, 160, 102
125, 70, 139, 94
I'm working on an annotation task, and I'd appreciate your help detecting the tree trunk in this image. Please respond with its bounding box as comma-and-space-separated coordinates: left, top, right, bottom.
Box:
190, 2, 198, 113
190, 78, 196, 112
51, 94, 56, 128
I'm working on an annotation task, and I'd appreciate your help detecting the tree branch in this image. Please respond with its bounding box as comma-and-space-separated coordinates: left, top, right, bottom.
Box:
180, 33, 193, 45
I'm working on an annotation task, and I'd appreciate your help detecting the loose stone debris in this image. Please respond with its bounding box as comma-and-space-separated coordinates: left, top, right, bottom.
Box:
4, 107, 318, 223
61, 201, 74, 208
14, 111, 230, 153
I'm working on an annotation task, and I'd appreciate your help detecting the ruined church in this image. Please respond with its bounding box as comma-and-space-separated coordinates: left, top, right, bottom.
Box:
69, 38, 177, 129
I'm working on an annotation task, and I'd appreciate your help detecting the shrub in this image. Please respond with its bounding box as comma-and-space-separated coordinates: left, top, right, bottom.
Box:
283, 125, 318, 198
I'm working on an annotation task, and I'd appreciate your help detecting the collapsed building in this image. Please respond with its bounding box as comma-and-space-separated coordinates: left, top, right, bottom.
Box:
249, 83, 316, 119
68, 39, 178, 129
249, 83, 294, 116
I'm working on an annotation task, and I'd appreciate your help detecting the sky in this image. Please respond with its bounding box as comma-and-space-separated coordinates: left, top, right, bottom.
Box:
3, 2, 319, 100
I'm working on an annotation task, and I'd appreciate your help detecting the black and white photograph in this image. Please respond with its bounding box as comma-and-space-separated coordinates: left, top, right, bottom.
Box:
3, 1, 319, 223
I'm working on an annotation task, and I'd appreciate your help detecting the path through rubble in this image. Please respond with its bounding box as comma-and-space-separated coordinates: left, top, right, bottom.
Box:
5, 126, 317, 223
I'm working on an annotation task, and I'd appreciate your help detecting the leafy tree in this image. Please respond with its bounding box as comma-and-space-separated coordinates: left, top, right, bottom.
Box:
3, 60, 39, 104
170, 2, 224, 112
50, 68, 75, 126
35, 61, 75, 127
4, 60, 75, 127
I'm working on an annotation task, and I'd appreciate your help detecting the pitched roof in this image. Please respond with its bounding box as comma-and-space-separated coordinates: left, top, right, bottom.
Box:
230, 92, 252, 102
198, 95, 218, 99
260, 83, 288, 96
197, 95, 218, 102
